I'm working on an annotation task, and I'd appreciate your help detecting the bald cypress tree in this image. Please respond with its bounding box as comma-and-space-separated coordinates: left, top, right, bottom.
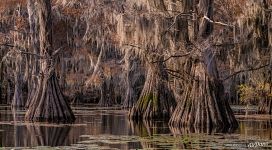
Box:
25, 0, 75, 122
169, 0, 238, 128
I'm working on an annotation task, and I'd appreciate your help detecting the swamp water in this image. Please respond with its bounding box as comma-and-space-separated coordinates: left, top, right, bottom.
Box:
0, 105, 271, 149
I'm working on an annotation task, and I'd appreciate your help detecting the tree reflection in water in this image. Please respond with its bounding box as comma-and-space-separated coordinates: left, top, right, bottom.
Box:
169, 125, 237, 135
11, 107, 71, 147
1, 107, 271, 149
129, 118, 272, 149
26, 125, 71, 147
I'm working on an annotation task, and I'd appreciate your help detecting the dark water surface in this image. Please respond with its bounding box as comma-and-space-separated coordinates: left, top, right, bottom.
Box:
0, 105, 271, 149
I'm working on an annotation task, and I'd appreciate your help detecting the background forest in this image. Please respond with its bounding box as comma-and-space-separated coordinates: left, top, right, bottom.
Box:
0, 0, 271, 129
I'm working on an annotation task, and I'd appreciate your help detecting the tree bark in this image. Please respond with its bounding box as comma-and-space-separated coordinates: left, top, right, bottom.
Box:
98, 74, 114, 107
123, 51, 141, 108
129, 58, 176, 120
25, 0, 40, 108
169, 48, 238, 128
12, 5, 25, 107
25, 0, 75, 122
169, 0, 237, 128
12, 55, 24, 107
198, 0, 214, 38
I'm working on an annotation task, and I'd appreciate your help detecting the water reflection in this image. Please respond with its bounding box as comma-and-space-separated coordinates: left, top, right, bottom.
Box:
0, 105, 271, 149
239, 120, 272, 140
26, 125, 71, 147
169, 125, 237, 135
129, 120, 170, 137
2, 107, 71, 147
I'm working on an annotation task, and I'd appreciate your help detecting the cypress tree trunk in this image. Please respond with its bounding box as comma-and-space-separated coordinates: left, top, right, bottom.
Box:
12, 6, 25, 107
169, 0, 237, 128
98, 74, 114, 107
25, 0, 75, 122
129, 58, 176, 120
258, 97, 272, 114
169, 49, 238, 128
25, 0, 40, 108
12, 55, 24, 107
123, 51, 139, 108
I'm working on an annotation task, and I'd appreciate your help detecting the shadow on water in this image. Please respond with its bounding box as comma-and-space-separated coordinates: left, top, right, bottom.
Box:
0, 105, 271, 149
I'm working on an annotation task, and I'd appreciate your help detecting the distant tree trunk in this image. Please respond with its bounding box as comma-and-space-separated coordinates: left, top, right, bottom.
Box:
25, 0, 40, 108
258, 97, 272, 115
12, 5, 25, 107
123, 51, 139, 108
98, 75, 115, 107
0, 63, 3, 104
85, 48, 103, 86
12, 55, 24, 107
258, 0, 272, 115
25, 0, 75, 122
6, 79, 14, 104
129, 57, 176, 120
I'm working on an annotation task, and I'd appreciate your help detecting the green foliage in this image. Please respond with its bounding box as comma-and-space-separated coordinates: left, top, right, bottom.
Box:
238, 84, 256, 103
238, 82, 272, 104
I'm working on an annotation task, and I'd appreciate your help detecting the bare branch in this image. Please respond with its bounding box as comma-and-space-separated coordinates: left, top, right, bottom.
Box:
0, 43, 44, 58
166, 68, 198, 81
151, 52, 192, 63
223, 64, 270, 81
52, 46, 65, 56
203, 15, 234, 28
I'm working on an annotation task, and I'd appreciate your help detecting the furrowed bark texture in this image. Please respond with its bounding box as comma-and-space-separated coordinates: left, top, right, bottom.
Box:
169, 0, 237, 128
25, 0, 40, 108
25, 0, 75, 122
129, 59, 176, 120
123, 51, 142, 108
169, 49, 238, 128
12, 55, 24, 107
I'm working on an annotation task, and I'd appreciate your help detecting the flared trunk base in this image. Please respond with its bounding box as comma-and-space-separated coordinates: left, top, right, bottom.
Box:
169, 77, 238, 129
129, 67, 176, 120
25, 74, 75, 123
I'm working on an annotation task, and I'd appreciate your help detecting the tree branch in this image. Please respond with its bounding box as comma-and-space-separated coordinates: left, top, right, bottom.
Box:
0, 43, 44, 58
203, 15, 234, 28
166, 68, 198, 81
223, 64, 270, 81
151, 52, 192, 63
